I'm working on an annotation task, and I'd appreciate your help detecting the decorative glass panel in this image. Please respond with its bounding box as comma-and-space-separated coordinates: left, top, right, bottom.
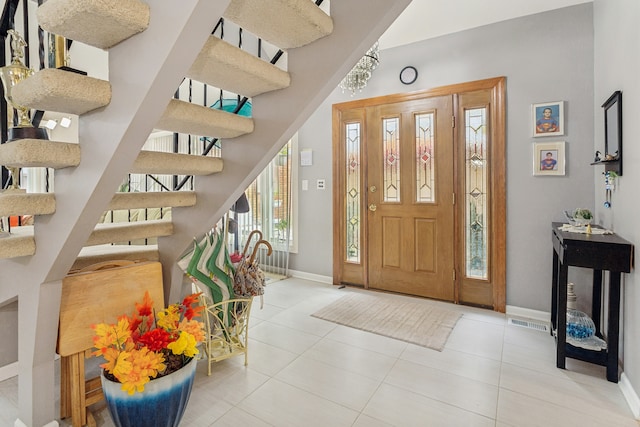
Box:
346, 122, 361, 263
383, 117, 400, 202
415, 113, 435, 203
465, 108, 488, 279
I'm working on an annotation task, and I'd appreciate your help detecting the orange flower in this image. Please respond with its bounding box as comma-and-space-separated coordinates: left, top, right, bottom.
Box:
178, 318, 206, 343
118, 348, 166, 395
135, 291, 154, 317
92, 291, 205, 394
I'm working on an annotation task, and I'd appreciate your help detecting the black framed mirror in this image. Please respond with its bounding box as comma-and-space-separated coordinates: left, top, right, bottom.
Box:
602, 90, 622, 175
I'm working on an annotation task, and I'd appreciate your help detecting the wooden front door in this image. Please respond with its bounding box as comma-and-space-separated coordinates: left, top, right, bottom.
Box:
366, 97, 454, 300
332, 77, 506, 311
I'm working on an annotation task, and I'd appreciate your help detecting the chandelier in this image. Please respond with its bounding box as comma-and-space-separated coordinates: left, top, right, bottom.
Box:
339, 42, 380, 96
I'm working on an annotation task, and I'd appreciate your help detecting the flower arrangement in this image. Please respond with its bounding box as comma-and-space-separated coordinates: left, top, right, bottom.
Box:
92, 291, 205, 395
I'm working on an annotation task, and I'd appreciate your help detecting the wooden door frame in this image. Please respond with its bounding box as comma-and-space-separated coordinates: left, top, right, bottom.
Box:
332, 77, 506, 312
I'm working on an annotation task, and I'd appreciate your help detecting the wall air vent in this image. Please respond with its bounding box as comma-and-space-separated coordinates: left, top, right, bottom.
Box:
508, 318, 549, 333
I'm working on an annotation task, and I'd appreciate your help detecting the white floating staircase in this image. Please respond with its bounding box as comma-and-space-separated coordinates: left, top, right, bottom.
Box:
0, 0, 411, 425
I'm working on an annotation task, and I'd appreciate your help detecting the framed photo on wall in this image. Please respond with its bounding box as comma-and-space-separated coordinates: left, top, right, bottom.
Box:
532, 101, 564, 137
533, 141, 565, 176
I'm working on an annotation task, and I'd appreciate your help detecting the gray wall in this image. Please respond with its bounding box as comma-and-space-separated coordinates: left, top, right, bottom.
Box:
290, 4, 596, 312
0, 301, 18, 366
594, 0, 640, 410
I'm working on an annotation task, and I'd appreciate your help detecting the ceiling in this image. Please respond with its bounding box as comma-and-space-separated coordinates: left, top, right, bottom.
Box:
379, 0, 592, 49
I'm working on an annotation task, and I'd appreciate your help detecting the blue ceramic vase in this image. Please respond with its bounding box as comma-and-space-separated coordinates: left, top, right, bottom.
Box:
101, 356, 197, 427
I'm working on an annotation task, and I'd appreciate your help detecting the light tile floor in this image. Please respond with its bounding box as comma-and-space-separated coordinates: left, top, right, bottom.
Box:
1, 277, 638, 426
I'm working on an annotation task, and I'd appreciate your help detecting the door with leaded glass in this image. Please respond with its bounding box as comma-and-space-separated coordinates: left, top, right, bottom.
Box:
332, 77, 506, 311
366, 96, 454, 300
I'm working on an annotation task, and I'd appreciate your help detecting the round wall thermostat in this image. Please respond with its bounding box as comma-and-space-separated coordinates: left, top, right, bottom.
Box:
399, 66, 418, 85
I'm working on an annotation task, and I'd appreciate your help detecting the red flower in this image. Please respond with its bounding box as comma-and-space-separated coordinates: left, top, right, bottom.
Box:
181, 293, 204, 320
137, 328, 172, 352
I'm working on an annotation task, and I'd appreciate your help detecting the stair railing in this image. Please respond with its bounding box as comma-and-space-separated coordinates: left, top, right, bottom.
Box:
127, 0, 326, 198
175, 0, 326, 185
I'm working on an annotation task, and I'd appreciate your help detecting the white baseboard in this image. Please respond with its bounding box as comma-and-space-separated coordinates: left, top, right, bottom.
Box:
287, 269, 333, 284
506, 305, 550, 323
15, 419, 59, 427
0, 361, 18, 382
619, 372, 640, 420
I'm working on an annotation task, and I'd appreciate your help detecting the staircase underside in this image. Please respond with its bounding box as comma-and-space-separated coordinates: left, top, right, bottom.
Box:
159, 0, 413, 303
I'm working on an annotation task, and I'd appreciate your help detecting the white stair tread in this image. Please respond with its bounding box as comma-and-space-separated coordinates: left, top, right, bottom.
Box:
0, 226, 35, 259
188, 36, 290, 98
37, 0, 150, 49
133, 151, 223, 176
108, 191, 196, 211
0, 192, 55, 216
225, 0, 333, 49
12, 68, 111, 116
157, 99, 254, 138
0, 139, 80, 169
87, 219, 173, 246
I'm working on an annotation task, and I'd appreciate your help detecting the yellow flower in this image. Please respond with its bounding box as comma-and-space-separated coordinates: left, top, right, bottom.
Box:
112, 351, 133, 381
156, 305, 180, 330
100, 347, 123, 373
167, 331, 199, 357
92, 318, 131, 356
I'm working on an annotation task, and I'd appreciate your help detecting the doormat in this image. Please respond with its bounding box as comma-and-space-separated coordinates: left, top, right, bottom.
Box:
311, 292, 462, 351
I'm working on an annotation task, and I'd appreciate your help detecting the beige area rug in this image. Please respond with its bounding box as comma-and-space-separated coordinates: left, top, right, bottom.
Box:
311, 292, 462, 351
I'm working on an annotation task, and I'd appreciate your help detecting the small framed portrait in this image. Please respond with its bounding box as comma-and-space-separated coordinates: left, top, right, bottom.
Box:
532, 101, 564, 137
533, 141, 565, 176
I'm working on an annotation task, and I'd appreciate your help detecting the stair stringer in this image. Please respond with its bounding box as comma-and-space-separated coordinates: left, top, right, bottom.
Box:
159, 0, 413, 304
2, 2, 232, 426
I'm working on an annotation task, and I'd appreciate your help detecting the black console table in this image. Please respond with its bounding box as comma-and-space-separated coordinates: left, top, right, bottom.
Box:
551, 222, 633, 382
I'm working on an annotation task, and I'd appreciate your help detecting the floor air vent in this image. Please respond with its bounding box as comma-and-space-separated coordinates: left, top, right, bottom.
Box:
508, 318, 549, 332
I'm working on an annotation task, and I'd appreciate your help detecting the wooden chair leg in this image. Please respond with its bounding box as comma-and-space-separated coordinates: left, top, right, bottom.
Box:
61, 352, 105, 427
86, 411, 97, 427
60, 356, 71, 420
69, 352, 86, 427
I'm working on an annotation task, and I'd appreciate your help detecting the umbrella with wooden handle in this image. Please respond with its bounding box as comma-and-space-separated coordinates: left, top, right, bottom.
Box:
233, 239, 272, 307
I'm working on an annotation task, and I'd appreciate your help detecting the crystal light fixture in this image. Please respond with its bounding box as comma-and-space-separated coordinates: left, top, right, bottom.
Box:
339, 42, 380, 96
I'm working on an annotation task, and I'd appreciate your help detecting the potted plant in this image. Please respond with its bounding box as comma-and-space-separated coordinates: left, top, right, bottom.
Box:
571, 208, 593, 226
92, 291, 205, 427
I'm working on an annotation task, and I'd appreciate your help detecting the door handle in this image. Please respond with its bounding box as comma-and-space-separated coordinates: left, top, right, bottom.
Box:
369, 204, 377, 212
